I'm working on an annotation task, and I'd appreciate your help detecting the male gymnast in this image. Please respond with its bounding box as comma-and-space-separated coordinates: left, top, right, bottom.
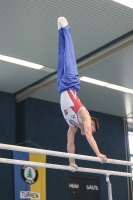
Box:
57, 17, 107, 171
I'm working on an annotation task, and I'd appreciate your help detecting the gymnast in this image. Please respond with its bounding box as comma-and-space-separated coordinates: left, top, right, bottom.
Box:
57, 17, 107, 171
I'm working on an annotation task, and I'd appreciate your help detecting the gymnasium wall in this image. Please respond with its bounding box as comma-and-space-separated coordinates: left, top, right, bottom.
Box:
17, 97, 128, 200
0, 91, 128, 200
0, 91, 16, 199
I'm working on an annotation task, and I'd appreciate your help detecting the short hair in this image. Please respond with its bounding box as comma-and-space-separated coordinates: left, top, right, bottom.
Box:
91, 117, 99, 132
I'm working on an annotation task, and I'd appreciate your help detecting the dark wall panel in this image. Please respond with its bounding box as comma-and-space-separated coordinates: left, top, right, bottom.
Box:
0, 91, 16, 200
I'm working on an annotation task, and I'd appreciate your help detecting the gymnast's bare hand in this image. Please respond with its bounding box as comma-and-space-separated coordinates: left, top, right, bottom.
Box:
69, 163, 78, 172
97, 153, 107, 164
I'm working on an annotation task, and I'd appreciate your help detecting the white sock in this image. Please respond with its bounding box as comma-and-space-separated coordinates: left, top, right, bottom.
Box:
57, 18, 61, 30
58, 17, 68, 30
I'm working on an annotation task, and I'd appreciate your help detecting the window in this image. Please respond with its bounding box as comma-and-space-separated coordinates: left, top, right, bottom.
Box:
128, 132, 133, 178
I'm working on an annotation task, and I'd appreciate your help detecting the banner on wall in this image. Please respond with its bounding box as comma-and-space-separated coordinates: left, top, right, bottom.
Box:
13, 151, 46, 200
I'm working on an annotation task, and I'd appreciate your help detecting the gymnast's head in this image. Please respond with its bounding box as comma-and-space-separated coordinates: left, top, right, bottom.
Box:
91, 117, 99, 133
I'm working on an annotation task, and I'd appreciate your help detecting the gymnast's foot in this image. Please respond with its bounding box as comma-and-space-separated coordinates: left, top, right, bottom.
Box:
69, 163, 78, 172
58, 17, 68, 30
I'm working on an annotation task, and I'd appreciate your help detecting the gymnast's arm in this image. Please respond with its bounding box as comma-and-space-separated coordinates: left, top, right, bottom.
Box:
83, 120, 107, 163
78, 108, 107, 163
67, 126, 78, 165
70, 119, 102, 157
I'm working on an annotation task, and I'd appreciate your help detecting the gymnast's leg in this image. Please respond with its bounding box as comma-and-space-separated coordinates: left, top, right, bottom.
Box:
57, 17, 80, 94
57, 17, 80, 171
57, 18, 65, 92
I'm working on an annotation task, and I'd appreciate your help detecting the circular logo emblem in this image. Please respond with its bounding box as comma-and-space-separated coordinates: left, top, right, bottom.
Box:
21, 166, 38, 184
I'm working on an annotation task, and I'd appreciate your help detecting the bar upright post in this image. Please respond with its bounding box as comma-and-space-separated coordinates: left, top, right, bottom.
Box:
106, 175, 113, 200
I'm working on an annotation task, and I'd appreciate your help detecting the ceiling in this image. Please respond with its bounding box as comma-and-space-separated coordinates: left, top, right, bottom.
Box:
0, 1, 133, 127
